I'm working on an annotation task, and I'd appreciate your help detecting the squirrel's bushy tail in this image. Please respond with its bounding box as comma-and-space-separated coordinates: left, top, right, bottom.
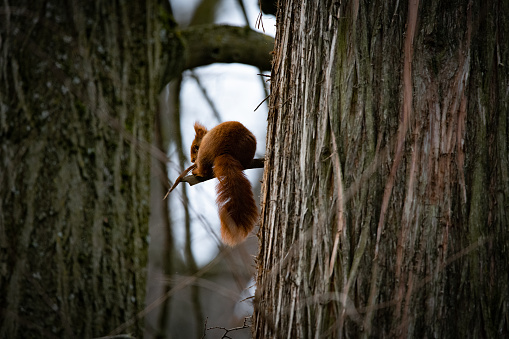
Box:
214, 154, 258, 246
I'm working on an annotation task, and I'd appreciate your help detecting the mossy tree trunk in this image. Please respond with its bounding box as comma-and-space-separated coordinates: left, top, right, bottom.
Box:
0, 1, 178, 337
254, 0, 508, 337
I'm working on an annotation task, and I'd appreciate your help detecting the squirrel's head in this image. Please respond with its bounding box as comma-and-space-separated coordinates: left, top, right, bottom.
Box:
190, 122, 208, 162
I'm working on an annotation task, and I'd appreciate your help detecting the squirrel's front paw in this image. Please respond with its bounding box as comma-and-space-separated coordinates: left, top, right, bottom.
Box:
192, 168, 205, 177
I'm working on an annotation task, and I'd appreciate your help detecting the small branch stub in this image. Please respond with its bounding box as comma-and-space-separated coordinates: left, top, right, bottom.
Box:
164, 158, 264, 199
184, 158, 264, 186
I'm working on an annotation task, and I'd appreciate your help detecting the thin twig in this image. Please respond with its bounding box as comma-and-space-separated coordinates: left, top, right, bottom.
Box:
254, 94, 270, 112
163, 163, 196, 199
204, 317, 252, 339
236, 0, 250, 26
256, 2, 265, 32
189, 71, 223, 122
201, 317, 208, 339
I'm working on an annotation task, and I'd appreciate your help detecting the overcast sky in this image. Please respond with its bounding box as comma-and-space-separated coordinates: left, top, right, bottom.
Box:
168, 0, 276, 265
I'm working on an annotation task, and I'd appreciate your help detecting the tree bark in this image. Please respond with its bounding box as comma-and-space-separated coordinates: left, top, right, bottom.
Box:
0, 1, 177, 337
181, 24, 274, 72
0, 1, 274, 337
254, 0, 508, 338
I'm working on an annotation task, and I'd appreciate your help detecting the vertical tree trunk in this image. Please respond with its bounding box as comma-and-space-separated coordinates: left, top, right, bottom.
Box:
254, 0, 508, 337
0, 1, 177, 337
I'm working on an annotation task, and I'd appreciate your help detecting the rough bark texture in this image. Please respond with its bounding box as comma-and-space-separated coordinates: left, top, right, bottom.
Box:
0, 1, 176, 337
181, 24, 274, 72
254, 0, 508, 338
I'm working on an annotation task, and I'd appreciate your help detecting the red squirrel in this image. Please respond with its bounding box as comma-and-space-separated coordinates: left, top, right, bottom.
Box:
191, 121, 258, 246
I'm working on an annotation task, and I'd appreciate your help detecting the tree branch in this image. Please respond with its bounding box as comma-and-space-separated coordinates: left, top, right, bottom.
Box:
180, 25, 274, 71
183, 158, 264, 186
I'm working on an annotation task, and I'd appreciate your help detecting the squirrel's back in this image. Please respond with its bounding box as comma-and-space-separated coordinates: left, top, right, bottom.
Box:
199, 121, 256, 169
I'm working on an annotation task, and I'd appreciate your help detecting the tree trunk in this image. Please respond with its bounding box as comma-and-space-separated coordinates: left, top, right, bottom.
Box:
0, 1, 176, 337
254, 0, 508, 338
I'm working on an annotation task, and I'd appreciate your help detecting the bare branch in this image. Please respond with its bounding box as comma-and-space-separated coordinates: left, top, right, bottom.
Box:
182, 158, 264, 187
202, 317, 251, 339
181, 25, 273, 71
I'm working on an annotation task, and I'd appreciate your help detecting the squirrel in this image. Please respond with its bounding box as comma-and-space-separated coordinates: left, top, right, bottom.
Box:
191, 121, 258, 246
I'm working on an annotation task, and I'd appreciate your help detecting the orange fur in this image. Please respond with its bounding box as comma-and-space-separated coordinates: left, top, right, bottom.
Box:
191, 121, 258, 246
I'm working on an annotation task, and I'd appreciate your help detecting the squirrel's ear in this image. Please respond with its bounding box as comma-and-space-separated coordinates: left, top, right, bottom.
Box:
194, 122, 207, 136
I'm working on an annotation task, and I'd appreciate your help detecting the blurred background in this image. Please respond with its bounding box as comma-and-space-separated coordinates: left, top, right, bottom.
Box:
145, 0, 275, 337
